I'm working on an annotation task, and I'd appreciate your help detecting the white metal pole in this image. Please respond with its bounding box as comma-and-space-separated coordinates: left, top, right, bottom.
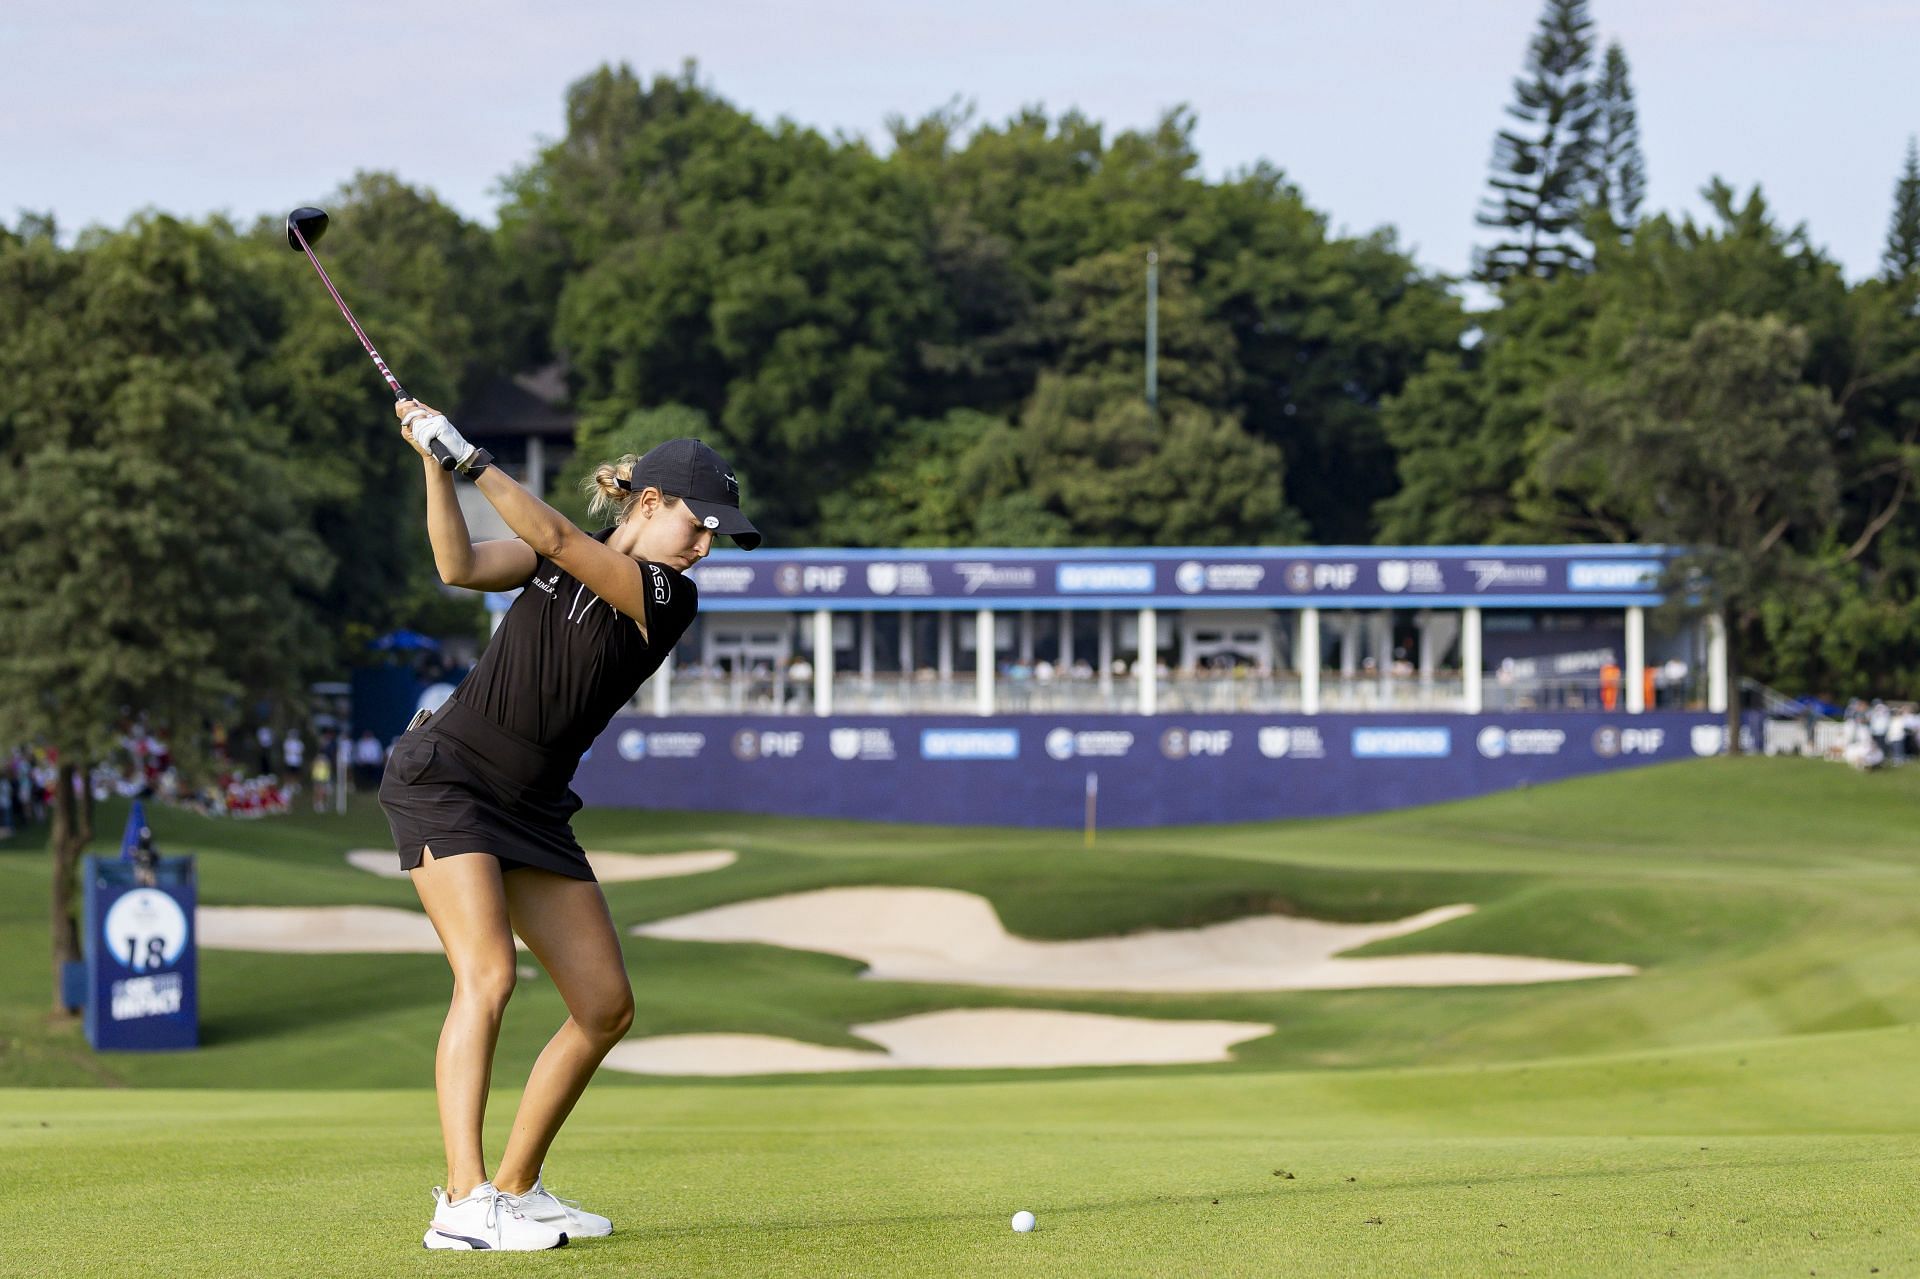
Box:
1098, 610, 1113, 695
1625, 605, 1646, 714
1299, 607, 1321, 715
1707, 612, 1729, 713
652, 648, 671, 716
1139, 607, 1158, 716
976, 609, 995, 716
1462, 607, 1483, 714
813, 609, 833, 717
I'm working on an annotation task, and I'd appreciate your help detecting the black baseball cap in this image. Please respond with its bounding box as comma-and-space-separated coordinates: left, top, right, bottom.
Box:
620, 438, 761, 549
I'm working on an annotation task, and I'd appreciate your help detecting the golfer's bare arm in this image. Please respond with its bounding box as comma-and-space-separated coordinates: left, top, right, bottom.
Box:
416, 458, 539, 591
468, 468, 653, 640
399, 399, 651, 634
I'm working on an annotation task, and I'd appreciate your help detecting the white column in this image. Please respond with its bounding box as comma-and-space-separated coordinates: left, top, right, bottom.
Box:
1098, 609, 1113, 695
1340, 611, 1361, 678
1707, 612, 1729, 713
1371, 611, 1394, 702
1059, 609, 1074, 669
1299, 607, 1321, 715
813, 609, 833, 717
651, 648, 671, 716
976, 608, 995, 716
527, 435, 547, 498
1019, 612, 1035, 664
938, 611, 953, 680
1462, 607, 1483, 714
1417, 610, 1435, 688
899, 610, 914, 676
859, 610, 875, 684
1625, 605, 1646, 714
1139, 607, 1158, 716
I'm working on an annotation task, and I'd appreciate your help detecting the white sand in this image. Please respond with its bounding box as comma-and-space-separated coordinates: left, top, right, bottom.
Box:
344, 848, 736, 881
602, 1008, 1275, 1076
634, 887, 1638, 992
196, 905, 526, 954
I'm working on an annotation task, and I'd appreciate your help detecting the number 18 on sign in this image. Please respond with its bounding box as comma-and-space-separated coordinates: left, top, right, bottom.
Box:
83, 857, 199, 1051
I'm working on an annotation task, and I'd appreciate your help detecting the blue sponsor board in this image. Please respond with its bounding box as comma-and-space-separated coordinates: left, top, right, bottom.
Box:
1352, 727, 1452, 758
921, 728, 1021, 760
1567, 560, 1663, 591
577, 711, 1723, 829
685, 545, 1677, 609
1056, 563, 1155, 593
83, 856, 198, 1051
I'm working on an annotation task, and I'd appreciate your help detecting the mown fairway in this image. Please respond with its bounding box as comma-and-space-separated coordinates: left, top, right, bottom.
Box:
5, 757, 1920, 1275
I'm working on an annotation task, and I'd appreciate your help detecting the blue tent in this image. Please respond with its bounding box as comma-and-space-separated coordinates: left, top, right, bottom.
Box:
369, 630, 443, 653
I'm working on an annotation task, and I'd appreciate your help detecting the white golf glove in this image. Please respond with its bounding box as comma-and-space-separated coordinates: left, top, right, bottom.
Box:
404, 409, 478, 471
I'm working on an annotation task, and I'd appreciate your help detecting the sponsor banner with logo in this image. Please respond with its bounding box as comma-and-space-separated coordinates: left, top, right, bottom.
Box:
684, 550, 1675, 606
83, 855, 199, 1051
577, 711, 1721, 830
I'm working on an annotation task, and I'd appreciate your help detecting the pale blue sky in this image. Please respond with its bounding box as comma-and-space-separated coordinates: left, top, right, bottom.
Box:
5, 0, 1916, 283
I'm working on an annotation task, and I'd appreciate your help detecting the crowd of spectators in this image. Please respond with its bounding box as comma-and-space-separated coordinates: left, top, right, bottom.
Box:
0, 716, 399, 838
1826, 699, 1920, 771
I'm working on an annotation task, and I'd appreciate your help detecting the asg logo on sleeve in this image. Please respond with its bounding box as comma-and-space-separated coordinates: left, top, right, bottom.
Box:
647, 564, 671, 605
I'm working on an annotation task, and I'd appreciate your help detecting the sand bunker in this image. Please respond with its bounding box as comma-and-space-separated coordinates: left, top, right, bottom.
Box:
634, 887, 1637, 992
603, 1008, 1275, 1076
196, 906, 525, 954
344, 848, 736, 882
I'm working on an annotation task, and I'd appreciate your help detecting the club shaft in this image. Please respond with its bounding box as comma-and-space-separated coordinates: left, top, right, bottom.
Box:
291, 225, 454, 470
291, 228, 405, 398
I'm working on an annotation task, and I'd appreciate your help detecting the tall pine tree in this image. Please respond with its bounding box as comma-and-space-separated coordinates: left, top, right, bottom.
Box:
1886, 136, 1920, 280
1476, 0, 1600, 283
1591, 41, 1646, 231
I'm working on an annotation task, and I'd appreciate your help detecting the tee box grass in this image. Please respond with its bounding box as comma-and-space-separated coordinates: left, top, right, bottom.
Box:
4, 757, 1920, 1275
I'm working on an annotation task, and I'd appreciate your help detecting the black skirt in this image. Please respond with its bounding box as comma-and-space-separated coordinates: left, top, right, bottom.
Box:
377, 699, 594, 880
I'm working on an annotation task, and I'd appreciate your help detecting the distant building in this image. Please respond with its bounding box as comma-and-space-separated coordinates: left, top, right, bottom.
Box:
453, 362, 575, 541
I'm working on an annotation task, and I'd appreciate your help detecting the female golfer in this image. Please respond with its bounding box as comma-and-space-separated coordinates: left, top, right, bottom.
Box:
379, 400, 758, 1251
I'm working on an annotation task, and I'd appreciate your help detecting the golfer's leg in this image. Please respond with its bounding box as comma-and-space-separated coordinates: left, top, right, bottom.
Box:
492, 872, 633, 1194
411, 846, 517, 1199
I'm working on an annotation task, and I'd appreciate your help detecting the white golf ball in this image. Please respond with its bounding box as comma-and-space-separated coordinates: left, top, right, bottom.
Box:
1011, 1210, 1036, 1233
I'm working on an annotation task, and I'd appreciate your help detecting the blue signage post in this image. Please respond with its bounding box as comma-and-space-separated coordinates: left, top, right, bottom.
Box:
82, 847, 198, 1052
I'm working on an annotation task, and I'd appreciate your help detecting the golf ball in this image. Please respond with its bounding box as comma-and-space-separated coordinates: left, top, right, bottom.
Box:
1011, 1211, 1036, 1233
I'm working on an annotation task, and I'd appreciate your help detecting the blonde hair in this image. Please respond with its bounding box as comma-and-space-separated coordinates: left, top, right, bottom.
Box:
585, 456, 682, 525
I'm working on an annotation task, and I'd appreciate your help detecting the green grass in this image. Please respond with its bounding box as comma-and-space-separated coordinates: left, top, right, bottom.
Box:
6, 757, 1920, 1274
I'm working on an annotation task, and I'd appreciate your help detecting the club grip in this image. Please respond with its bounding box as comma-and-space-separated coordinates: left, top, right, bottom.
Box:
427, 439, 458, 471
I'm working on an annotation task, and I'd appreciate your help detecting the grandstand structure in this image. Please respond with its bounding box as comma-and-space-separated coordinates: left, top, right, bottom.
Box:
562, 545, 1732, 828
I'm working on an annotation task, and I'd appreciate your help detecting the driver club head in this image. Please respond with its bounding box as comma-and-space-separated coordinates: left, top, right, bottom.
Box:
285, 206, 329, 251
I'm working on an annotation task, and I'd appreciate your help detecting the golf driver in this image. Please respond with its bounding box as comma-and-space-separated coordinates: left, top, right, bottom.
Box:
284, 206, 456, 470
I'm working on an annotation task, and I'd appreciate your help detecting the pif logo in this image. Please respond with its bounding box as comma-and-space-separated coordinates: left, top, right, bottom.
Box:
799, 567, 848, 593
1592, 727, 1666, 757
1161, 728, 1231, 759
1286, 562, 1359, 592
735, 731, 802, 760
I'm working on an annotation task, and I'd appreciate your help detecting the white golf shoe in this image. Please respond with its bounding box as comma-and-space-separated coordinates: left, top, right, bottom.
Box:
423, 1182, 568, 1251
508, 1174, 614, 1238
